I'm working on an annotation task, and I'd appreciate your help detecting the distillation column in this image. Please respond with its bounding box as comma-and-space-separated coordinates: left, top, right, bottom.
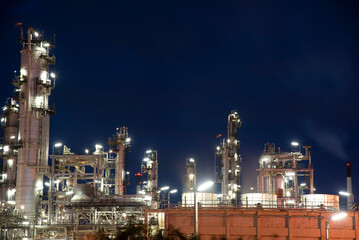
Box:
15, 28, 55, 218
109, 127, 131, 195
184, 158, 196, 193
0, 99, 20, 202
217, 111, 241, 203
141, 150, 158, 209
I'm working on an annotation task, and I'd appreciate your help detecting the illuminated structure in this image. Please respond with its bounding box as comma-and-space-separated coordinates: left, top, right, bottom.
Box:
0, 27, 355, 240
108, 127, 131, 195
141, 150, 159, 209
0, 27, 56, 219
257, 143, 314, 199
346, 161, 354, 210
184, 158, 196, 193
0, 99, 19, 203
216, 110, 241, 203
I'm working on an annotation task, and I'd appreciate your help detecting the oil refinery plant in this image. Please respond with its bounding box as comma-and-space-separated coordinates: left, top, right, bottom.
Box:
0, 27, 358, 240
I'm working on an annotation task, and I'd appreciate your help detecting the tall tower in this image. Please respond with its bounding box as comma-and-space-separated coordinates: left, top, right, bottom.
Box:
141, 150, 159, 209
15, 27, 55, 218
108, 127, 131, 195
346, 161, 353, 211
0, 98, 20, 203
216, 111, 241, 203
184, 158, 196, 193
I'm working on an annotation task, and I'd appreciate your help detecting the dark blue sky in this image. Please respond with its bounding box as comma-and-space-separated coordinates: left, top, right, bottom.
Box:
1, 1, 358, 203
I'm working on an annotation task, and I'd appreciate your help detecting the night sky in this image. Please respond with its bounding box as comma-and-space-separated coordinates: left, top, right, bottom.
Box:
1, 1, 358, 204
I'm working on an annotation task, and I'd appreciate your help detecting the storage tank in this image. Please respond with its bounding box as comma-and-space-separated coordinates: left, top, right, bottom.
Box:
241, 193, 277, 208
182, 192, 218, 207
301, 194, 339, 210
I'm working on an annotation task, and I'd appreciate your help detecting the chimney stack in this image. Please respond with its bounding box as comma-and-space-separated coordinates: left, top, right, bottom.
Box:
346, 161, 353, 211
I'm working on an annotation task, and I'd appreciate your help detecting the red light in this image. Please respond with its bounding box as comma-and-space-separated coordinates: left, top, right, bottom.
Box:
135, 173, 143, 176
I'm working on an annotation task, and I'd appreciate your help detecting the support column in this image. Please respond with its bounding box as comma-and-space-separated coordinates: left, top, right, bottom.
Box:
256, 211, 262, 240
319, 215, 327, 240
226, 210, 231, 239
288, 212, 293, 240
355, 212, 359, 240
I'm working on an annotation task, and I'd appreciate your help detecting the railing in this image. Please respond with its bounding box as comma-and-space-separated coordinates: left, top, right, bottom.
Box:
158, 198, 349, 211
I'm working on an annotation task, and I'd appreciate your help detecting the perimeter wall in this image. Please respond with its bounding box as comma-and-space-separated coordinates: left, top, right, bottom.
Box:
146, 208, 359, 240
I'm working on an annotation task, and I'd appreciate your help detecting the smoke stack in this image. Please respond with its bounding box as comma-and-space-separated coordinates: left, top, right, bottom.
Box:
346, 161, 353, 211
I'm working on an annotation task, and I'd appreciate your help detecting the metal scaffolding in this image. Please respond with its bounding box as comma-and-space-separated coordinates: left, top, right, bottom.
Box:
257, 143, 314, 201
216, 110, 242, 203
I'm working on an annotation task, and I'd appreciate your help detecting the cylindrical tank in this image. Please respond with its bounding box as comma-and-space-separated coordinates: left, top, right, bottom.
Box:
182, 192, 218, 207
241, 193, 277, 208
301, 194, 339, 210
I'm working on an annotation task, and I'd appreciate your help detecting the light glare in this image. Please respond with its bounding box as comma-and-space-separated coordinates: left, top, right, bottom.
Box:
198, 181, 214, 191
331, 212, 347, 221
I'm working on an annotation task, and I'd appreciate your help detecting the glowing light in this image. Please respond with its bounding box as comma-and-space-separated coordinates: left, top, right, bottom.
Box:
40, 71, 47, 81
95, 144, 103, 149
143, 157, 150, 162
291, 141, 299, 146
189, 158, 195, 162
35, 96, 43, 107
36, 180, 43, 189
160, 186, 169, 191
66, 191, 73, 195
8, 159, 13, 167
7, 189, 15, 198
3, 145, 9, 152
138, 190, 145, 195
50, 72, 56, 78
146, 150, 152, 153
44, 182, 50, 186
216, 146, 220, 151
20, 68, 27, 76
339, 191, 350, 196
125, 138, 131, 143
21, 205, 25, 210
44, 42, 50, 47
198, 181, 214, 192
300, 183, 306, 187
10, 136, 15, 139
7, 200, 16, 205
331, 212, 347, 221
286, 172, 295, 176
85, 149, 89, 154
170, 189, 177, 194
54, 142, 62, 148
34, 32, 39, 37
